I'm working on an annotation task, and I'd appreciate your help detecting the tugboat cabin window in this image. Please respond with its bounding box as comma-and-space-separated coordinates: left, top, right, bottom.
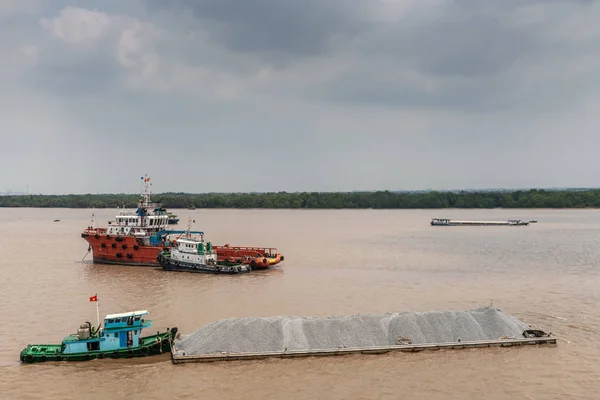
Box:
134, 316, 141, 322
87, 341, 100, 351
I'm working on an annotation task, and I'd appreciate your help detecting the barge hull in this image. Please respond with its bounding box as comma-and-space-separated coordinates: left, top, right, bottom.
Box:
170, 337, 556, 364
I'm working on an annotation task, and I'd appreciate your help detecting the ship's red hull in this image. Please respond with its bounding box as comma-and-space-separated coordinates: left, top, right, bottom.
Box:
82, 231, 163, 267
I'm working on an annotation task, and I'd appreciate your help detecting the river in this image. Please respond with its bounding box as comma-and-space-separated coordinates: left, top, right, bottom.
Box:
0, 208, 598, 399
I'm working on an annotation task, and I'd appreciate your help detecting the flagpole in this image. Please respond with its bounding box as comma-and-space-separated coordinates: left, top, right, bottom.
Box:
96, 293, 100, 330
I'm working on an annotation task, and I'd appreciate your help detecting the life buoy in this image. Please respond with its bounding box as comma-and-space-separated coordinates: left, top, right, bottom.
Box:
280, 255, 284, 261
262, 258, 267, 264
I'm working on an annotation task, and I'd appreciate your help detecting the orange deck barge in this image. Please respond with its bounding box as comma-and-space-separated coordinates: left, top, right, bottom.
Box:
212, 245, 285, 270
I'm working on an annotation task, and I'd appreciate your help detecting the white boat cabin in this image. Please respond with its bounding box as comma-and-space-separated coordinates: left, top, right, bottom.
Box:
106, 209, 169, 236
171, 237, 217, 265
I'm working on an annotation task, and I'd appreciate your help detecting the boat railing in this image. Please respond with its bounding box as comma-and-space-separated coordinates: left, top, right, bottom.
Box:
214, 245, 281, 257
83, 227, 107, 235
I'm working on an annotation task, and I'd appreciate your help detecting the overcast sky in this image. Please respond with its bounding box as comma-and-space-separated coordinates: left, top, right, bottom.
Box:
1, 0, 599, 194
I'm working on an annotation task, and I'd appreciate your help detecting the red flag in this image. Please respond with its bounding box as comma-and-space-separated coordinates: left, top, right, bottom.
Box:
89, 295, 98, 302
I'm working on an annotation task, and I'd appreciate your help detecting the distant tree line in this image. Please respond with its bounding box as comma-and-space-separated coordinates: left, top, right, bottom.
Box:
1, 189, 600, 209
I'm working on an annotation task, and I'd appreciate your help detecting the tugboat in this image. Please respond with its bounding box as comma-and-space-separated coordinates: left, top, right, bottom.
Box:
212, 245, 285, 270
158, 220, 251, 275
20, 296, 177, 363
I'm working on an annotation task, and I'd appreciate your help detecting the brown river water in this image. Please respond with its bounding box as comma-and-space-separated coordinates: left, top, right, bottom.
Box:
1, 208, 599, 399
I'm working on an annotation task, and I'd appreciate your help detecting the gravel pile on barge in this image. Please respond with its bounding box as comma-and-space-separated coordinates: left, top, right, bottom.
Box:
173, 307, 532, 356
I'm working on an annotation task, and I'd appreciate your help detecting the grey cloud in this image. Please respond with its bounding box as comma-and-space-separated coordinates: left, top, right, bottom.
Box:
138, 0, 600, 113
145, 0, 372, 60
1, 0, 600, 193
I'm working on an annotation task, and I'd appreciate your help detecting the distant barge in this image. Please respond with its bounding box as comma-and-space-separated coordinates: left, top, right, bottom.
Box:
431, 218, 530, 226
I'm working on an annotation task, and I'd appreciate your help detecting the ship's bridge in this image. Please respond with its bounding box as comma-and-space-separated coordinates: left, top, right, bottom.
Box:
104, 310, 150, 330
176, 236, 213, 255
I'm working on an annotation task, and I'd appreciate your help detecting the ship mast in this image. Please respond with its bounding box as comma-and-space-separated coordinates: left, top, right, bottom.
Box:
139, 175, 152, 227
185, 217, 192, 239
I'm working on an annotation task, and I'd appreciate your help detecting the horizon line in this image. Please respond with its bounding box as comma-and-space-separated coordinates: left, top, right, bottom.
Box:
2, 187, 599, 196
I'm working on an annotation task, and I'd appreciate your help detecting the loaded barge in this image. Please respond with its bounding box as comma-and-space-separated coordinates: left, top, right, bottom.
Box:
168, 307, 556, 364
431, 218, 531, 226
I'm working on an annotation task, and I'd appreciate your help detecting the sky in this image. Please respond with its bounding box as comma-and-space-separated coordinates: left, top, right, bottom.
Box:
1, 0, 600, 194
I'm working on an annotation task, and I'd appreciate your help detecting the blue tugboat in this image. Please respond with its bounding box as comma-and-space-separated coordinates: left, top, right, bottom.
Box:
20, 303, 177, 363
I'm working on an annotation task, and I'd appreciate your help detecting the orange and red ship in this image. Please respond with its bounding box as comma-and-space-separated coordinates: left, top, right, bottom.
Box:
81, 175, 284, 269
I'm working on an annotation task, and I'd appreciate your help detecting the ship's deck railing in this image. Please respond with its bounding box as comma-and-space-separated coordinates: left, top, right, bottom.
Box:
215, 245, 280, 253
82, 227, 108, 234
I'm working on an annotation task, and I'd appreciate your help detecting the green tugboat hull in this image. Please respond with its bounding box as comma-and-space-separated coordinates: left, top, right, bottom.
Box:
20, 328, 177, 363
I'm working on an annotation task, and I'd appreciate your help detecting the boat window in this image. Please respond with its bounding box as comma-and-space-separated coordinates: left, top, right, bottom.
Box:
87, 341, 100, 351
107, 319, 114, 324
134, 316, 141, 321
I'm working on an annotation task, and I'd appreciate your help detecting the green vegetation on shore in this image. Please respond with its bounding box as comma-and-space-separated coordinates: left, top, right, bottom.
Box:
1, 189, 600, 209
